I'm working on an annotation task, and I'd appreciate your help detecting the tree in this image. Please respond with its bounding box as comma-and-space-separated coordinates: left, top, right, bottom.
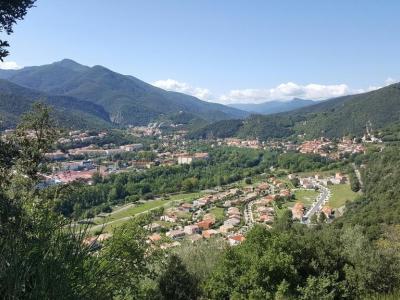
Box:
0, 0, 36, 61
158, 255, 200, 300
310, 214, 318, 224
182, 177, 198, 192
92, 172, 103, 184
274, 209, 293, 231
0, 105, 161, 299
290, 177, 300, 187
319, 212, 327, 223
0, 104, 96, 299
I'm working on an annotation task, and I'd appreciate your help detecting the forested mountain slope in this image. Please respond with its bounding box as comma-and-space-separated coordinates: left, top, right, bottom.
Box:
229, 98, 319, 115
0, 59, 247, 126
0, 79, 111, 129
190, 83, 400, 139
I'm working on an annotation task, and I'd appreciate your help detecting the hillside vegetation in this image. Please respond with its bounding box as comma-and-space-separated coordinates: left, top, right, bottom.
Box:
190, 83, 400, 139
0, 59, 247, 127
0, 79, 111, 129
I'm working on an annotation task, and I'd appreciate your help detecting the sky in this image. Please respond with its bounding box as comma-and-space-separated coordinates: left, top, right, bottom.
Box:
1, 0, 400, 104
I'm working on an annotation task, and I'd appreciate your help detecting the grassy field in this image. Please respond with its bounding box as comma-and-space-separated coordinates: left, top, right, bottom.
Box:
88, 191, 204, 233
208, 207, 225, 221
294, 189, 319, 206
282, 189, 319, 209
328, 184, 359, 208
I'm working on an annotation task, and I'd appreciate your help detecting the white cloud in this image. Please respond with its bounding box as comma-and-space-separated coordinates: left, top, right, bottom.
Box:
152, 79, 212, 101
153, 77, 399, 105
384, 77, 397, 86
219, 82, 351, 104
363, 77, 398, 93
0, 60, 21, 70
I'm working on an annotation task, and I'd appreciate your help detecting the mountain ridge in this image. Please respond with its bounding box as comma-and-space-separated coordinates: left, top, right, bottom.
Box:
0, 59, 248, 126
229, 98, 321, 115
189, 82, 400, 139
0, 79, 112, 129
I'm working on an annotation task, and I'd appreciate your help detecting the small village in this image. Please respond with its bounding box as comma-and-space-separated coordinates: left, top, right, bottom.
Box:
85, 168, 355, 250
34, 124, 375, 188
5, 126, 363, 251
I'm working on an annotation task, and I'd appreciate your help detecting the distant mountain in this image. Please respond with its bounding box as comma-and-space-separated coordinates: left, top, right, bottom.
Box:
189, 83, 400, 139
229, 98, 319, 114
0, 79, 112, 130
0, 59, 247, 126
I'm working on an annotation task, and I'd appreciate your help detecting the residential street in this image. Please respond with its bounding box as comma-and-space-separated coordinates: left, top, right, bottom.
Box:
352, 163, 364, 190
303, 181, 331, 224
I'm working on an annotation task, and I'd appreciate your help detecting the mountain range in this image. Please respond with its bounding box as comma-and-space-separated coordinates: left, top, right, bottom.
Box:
1, 59, 400, 139
189, 82, 400, 139
0, 59, 247, 129
229, 98, 320, 115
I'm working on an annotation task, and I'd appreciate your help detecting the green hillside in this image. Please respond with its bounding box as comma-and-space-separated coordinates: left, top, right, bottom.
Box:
0, 59, 247, 126
190, 83, 400, 139
0, 79, 111, 130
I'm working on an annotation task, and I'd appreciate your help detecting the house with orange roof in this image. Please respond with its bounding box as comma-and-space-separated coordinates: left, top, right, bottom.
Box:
148, 233, 162, 243
292, 202, 305, 220
196, 219, 214, 231
202, 229, 218, 239
228, 234, 245, 246
321, 205, 333, 218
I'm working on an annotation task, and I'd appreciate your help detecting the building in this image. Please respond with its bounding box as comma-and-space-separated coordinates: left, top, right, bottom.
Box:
184, 225, 200, 235
166, 229, 185, 240
143, 223, 162, 232
177, 152, 209, 164
219, 224, 235, 234
321, 206, 333, 218
227, 207, 240, 216
228, 234, 245, 246
196, 219, 214, 230
148, 233, 162, 243
300, 178, 314, 189
224, 216, 241, 227
52, 169, 97, 184
292, 202, 305, 220
160, 215, 177, 223
120, 143, 143, 152
202, 229, 218, 239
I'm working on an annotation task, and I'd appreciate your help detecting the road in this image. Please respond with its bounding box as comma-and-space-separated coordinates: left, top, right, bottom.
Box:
302, 181, 331, 224
352, 163, 364, 190
240, 199, 257, 234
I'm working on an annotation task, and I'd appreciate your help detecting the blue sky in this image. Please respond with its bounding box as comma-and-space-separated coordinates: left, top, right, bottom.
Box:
1, 0, 400, 103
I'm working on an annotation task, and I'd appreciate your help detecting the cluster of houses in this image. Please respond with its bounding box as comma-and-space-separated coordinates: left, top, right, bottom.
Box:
290, 172, 347, 189
57, 130, 108, 145
128, 125, 162, 137
298, 138, 365, 158
222, 138, 262, 149
43, 131, 211, 185
289, 172, 349, 221
142, 177, 296, 249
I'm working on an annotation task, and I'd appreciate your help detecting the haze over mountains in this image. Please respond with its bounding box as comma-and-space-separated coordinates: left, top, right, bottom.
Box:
229, 98, 320, 115
0, 59, 247, 129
